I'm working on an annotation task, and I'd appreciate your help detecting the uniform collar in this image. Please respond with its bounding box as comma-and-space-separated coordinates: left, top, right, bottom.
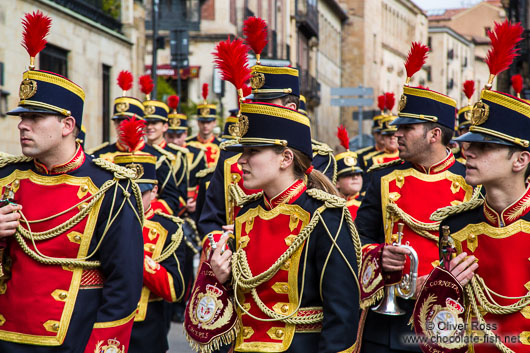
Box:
264, 179, 306, 210
157, 139, 167, 149
413, 150, 455, 175
116, 139, 145, 152
347, 193, 360, 201
483, 185, 530, 227
197, 134, 215, 144
145, 206, 155, 220
34, 144, 85, 175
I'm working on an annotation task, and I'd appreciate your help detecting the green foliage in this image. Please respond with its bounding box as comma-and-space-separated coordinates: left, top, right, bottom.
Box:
102, 0, 121, 19
156, 77, 177, 102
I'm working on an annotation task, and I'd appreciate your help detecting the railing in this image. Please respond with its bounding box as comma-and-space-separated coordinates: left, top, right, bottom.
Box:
296, 0, 319, 38
300, 69, 321, 106
49, 0, 122, 33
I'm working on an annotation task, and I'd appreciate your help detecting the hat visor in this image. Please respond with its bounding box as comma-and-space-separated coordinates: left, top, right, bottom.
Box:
455, 131, 516, 146
138, 183, 156, 193
145, 117, 167, 123
337, 169, 363, 177
389, 116, 427, 126
224, 142, 277, 153
197, 117, 216, 122
7, 105, 62, 116
252, 92, 290, 101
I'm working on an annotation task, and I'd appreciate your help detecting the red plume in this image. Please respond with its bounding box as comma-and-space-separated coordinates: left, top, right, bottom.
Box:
243, 17, 268, 56
202, 83, 208, 101
337, 125, 350, 150
139, 75, 154, 95
21, 11, 52, 58
511, 74, 523, 95
404, 42, 429, 79
242, 84, 252, 97
485, 20, 523, 76
377, 94, 386, 111
212, 37, 252, 91
168, 95, 180, 111
117, 70, 133, 92
118, 116, 146, 152
463, 80, 475, 100
385, 93, 395, 111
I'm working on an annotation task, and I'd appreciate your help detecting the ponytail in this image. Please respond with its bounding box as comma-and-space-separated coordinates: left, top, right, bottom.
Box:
273, 146, 340, 197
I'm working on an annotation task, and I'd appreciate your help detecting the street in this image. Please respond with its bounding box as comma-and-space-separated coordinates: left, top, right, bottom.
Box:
168, 322, 195, 353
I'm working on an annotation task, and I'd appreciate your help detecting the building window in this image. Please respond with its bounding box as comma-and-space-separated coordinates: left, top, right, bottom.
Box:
102, 64, 111, 143
40, 44, 68, 77
427, 36, 432, 50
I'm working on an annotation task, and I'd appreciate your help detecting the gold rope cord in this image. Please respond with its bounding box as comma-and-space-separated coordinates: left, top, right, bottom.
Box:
386, 202, 439, 242
231, 188, 362, 324
430, 185, 484, 222
10, 158, 144, 268
152, 211, 185, 262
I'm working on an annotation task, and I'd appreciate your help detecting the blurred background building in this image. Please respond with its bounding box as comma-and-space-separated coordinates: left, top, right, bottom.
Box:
0, 0, 524, 154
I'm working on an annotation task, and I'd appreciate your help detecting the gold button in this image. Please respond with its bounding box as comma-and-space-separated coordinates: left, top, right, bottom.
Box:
281, 304, 289, 313
81, 185, 88, 192
74, 235, 81, 242
80, 204, 88, 210
275, 329, 284, 338
282, 285, 288, 292
149, 244, 155, 252
469, 234, 476, 241
52, 323, 59, 331
150, 229, 157, 235
67, 264, 74, 270
397, 176, 404, 182
59, 292, 67, 300
13, 180, 19, 187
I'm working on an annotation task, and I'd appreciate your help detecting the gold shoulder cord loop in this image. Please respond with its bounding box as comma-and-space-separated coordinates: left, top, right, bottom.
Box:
12, 159, 144, 269
231, 188, 363, 324
153, 210, 185, 262
0, 155, 33, 168
386, 203, 439, 242
430, 185, 484, 222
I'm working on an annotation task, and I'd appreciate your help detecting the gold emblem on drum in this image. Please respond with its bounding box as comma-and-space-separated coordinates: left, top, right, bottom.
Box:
19, 79, 37, 100
398, 94, 407, 112
250, 72, 265, 89
116, 102, 129, 113
471, 101, 489, 126
144, 105, 156, 116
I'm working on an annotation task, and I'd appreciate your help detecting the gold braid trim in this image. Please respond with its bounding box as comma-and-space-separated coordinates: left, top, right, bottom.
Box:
366, 158, 403, 173
196, 166, 215, 178
470, 274, 530, 315
465, 284, 516, 353
228, 183, 263, 207
151, 144, 176, 161
92, 157, 138, 180
220, 139, 239, 150
386, 202, 439, 242
231, 188, 362, 324
167, 143, 189, 154
184, 319, 239, 353
85, 141, 109, 155
311, 141, 333, 155
430, 186, 484, 222
0, 155, 33, 168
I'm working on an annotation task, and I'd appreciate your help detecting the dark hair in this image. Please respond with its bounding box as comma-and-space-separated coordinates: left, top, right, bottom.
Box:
272, 145, 340, 196
507, 145, 530, 180
422, 122, 454, 146
257, 94, 300, 110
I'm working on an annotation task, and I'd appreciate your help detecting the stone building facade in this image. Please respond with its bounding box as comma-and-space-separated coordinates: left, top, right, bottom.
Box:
0, 0, 146, 154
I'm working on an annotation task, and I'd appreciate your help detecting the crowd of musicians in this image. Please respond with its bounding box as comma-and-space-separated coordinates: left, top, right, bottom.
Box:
0, 10, 528, 353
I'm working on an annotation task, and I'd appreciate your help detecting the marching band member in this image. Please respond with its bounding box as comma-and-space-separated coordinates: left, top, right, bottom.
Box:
355, 42, 474, 353
413, 20, 529, 353
0, 12, 143, 352
335, 125, 364, 220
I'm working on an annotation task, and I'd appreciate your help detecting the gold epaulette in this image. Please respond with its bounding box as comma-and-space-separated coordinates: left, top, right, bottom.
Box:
0, 155, 33, 169
167, 143, 189, 155
311, 140, 333, 155
451, 145, 460, 155
92, 157, 137, 180
354, 145, 373, 154
0, 152, 12, 158
185, 135, 195, 142
154, 209, 184, 225
220, 139, 238, 150
306, 188, 346, 208
86, 141, 109, 155
196, 166, 215, 178
366, 158, 403, 173
430, 188, 484, 222
151, 144, 176, 161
